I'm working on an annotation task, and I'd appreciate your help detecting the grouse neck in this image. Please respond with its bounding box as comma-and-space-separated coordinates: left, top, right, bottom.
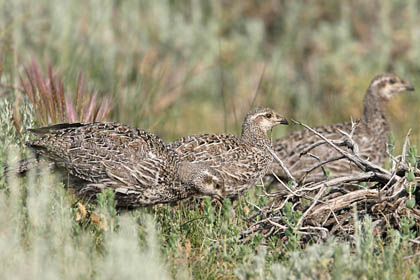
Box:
241, 122, 271, 149
361, 89, 388, 127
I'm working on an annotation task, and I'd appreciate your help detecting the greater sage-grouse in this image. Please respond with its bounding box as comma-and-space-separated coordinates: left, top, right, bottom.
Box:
168, 107, 288, 197
23, 122, 225, 207
271, 73, 414, 183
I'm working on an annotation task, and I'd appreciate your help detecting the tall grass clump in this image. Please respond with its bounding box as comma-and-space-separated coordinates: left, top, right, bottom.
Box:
97, 214, 170, 280
0, 153, 170, 279
20, 61, 112, 125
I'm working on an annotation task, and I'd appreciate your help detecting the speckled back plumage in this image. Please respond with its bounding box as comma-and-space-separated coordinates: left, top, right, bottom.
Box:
27, 122, 224, 207
271, 73, 414, 182
168, 107, 288, 197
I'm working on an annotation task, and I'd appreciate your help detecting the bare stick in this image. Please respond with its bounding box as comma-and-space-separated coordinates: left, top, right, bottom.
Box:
324, 204, 344, 231
271, 172, 298, 194
267, 146, 296, 183
299, 140, 331, 157
302, 155, 346, 179
305, 153, 329, 179
308, 188, 380, 222
304, 172, 375, 191
336, 121, 360, 156
296, 185, 327, 228
292, 119, 396, 179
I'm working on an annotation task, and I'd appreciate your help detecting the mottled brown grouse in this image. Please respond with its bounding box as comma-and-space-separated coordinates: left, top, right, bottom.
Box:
168, 107, 288, 197
25, 122, 225, 207
271, 73, 414, 182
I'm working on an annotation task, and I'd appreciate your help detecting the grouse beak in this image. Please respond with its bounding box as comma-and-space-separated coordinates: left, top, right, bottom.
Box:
277, 118, 289, 125
405, 84, 415, 92
402, 78, 415, 92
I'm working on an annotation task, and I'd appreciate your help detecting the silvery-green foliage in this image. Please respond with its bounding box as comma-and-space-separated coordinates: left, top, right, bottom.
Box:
96, 214, 171, 280
0, 147, 170, 280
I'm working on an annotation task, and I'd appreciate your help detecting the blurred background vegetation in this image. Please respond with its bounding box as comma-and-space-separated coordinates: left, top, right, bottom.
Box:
1, 0, 419, 146
1, 1, 420, 279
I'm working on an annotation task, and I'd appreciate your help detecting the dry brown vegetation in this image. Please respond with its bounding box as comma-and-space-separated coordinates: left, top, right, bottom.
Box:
243, 121, 420, 245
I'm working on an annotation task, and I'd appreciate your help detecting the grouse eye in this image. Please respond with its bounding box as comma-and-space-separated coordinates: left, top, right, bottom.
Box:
265, 113, 272, 119
389, 79, 396, 84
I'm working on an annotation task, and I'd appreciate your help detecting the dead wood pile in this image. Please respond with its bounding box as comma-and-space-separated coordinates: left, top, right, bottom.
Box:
241, 121, 420, 242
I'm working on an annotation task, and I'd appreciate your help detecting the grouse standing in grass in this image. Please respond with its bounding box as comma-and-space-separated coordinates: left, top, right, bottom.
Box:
270, 73, 414, 183
22, 122, 225, 208
168, 107, 289, 197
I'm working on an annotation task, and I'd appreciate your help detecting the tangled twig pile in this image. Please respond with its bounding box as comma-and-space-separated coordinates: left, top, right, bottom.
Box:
242, 120, 420, 242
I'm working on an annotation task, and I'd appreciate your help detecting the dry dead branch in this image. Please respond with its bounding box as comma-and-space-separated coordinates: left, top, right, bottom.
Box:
241, 121, 420, 243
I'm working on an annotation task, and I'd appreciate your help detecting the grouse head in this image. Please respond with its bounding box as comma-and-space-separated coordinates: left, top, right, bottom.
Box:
369, 73, 414, 101
243, 107, 288, 134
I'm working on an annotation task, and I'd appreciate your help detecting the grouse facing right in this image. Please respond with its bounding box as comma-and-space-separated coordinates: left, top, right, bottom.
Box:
270, 73, 414, 182
169, 107, 288, 197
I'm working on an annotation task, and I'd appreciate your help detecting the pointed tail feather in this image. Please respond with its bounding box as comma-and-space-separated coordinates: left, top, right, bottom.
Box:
27, 123, 85, 135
